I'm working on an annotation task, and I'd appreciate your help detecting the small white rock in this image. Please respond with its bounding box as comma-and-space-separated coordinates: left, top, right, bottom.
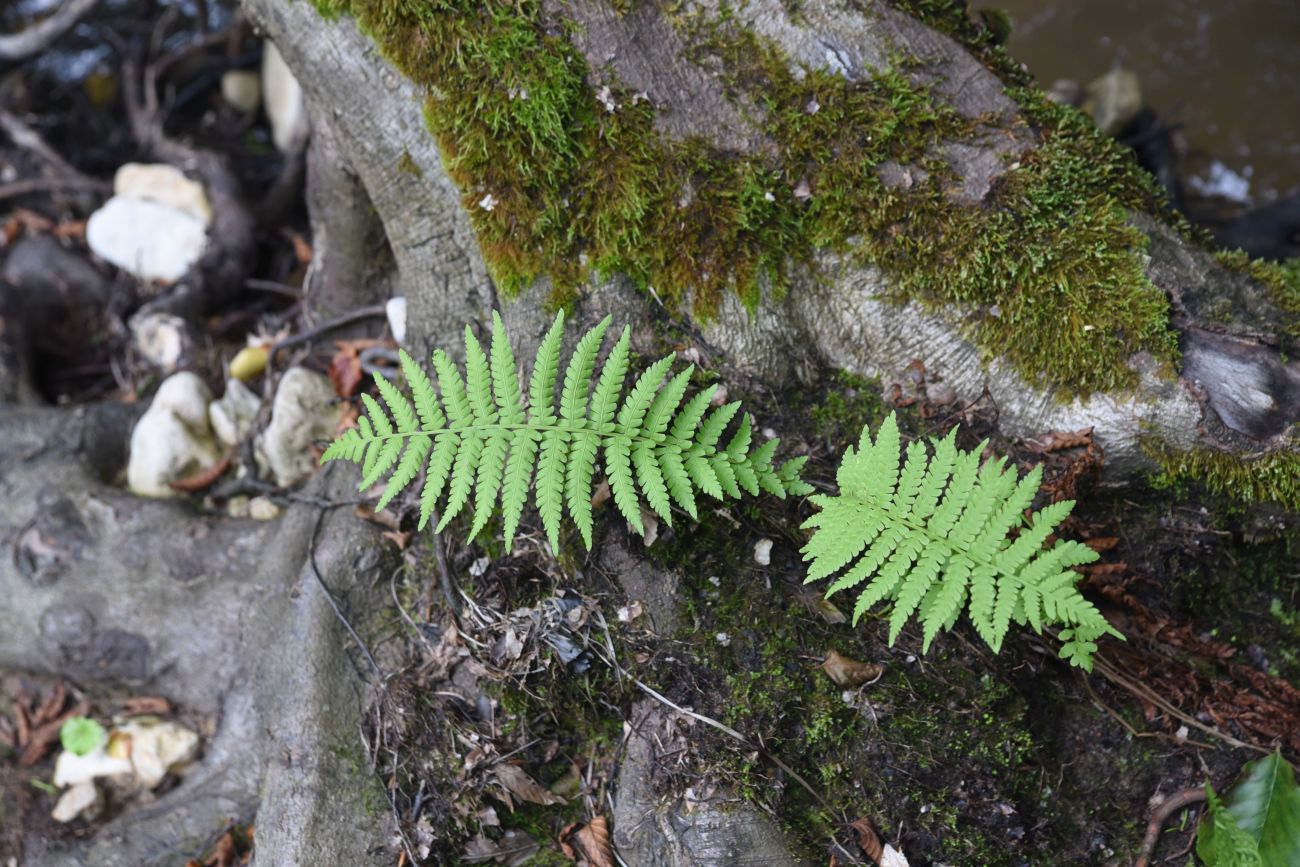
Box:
114, 163, 212, 226
53, 749, 133, 788
208, 378, 261, 447
262, 41, 309, 152
714, 632, 730, 646
114, 719, 200, 789
753, 538, 773, 566
255, 367, 344, 487
880, 844, 910, 867
87, 197, 208, 283
51, 780, 103, 823
248, 496, 282, 521
130, 312, 190, 372
127, 373, 223, 498
386, 296, 407, 344
221, 69, 261, 114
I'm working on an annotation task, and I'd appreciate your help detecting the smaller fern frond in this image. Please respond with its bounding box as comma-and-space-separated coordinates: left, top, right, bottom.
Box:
802, 412, 1120, 669
322, 310, 807, 554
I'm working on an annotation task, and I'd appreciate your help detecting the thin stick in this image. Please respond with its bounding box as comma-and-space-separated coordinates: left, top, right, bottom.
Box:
1133, 787, 1206, 867
0, 0, 99, 61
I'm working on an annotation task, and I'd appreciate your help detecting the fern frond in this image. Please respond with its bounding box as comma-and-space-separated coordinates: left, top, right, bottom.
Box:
802, 412, 1119, 669
322, 310, 805, 554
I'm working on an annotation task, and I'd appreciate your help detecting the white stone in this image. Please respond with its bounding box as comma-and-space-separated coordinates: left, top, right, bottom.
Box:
255, 367, 343, 487
53, 749, 132, 788
753, 538, 773, 566
114, 719, 201, 789
386, 296, 407, 344
130, 312, 190, 372
51, 780, 103, 823
87, 197, 207, 283
113, 163, 212, 226
127, 372, 223, 498
221, 69, 261, 113
208, 378, 261, 447
248, 496, 282, 521
262, 42, 308, 153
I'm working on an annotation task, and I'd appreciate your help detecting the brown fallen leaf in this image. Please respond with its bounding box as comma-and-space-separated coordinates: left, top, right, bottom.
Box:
851, 817, 884, 862
1027, 428, 1094, 453
572, 816, 613, 867
328, 338, 391, 399
821, 650, 884, 688
169, 449, 235, 493
1083, 536, 1120, 553
120, 696, 173, 717
494, 763, 566, 808
20, 700, 90, 766
206, 830, 238, 867
34, 681, 68, 726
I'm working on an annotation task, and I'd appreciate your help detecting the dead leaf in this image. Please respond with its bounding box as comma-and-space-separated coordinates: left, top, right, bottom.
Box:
1083, 536, 1119, 553
573, 816, 613, 867
20, 700, 90, 766
494, 763, 566, 807
822, 650, 884, 688
851, 817, 884, 861
169, 449, 234, 492
590, 479, 611, 508
382, 529, 413, 550
1027, 428, 1094, 453
286, 228, 313, 265
205, 829, 238, 867
329, 342, 365, 399
120, 696, 173, 716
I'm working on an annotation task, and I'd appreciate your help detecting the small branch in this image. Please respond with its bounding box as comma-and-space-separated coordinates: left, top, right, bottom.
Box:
0, 107, 105, 196
0, 176, 109, 201
0, 0, 99, 61
1133, 787, 1206, 867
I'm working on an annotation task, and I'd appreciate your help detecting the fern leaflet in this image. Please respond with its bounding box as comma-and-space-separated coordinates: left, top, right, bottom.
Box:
322, 310, 812, 553
801, 412, 1119, 670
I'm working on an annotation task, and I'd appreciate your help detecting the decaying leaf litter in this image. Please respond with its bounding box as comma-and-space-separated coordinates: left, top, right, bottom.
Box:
0, 0, 1298, 864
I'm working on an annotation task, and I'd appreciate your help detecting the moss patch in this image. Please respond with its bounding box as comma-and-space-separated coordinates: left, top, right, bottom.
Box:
1146, 439, 1300, 511
312, 0, 1179, 396
1214, 250, 1300, 339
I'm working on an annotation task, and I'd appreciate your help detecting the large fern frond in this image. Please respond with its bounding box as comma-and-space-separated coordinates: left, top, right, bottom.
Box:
801, 412, 1119, 670
322, 310, 812, 553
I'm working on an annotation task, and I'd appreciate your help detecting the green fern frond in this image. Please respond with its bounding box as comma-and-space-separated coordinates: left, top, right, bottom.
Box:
322, 311, 807, 553
802, 412, 1120, 670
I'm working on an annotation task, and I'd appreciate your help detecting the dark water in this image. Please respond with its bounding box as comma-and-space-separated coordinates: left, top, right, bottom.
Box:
982, 0, 1300, 203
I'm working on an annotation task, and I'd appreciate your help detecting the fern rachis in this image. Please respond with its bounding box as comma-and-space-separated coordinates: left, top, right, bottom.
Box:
322, 310, 812, 552
801, 412, 1120, 670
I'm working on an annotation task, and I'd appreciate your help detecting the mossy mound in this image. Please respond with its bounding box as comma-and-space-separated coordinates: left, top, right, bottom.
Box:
309, 0, 1188, 396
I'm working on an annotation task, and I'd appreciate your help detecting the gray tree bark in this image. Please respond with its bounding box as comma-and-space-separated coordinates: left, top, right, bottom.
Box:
241, 0, 1298, 480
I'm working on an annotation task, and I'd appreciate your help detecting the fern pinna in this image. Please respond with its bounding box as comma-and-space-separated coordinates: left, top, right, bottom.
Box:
801, 413, 1119, 670
322, 311, 811, 552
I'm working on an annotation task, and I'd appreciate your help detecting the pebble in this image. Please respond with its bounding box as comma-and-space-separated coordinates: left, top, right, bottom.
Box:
255, 367, 344, 486
262, 42, 308, 152
127, 372, 223, 498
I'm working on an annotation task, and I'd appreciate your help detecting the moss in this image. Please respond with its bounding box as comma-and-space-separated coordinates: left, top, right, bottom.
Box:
311, 0, 1180, 397
396, 149, 424, 177
1214, 250, 1300, 339
637, 490, 1159, 864
1146, 439, 1300, 511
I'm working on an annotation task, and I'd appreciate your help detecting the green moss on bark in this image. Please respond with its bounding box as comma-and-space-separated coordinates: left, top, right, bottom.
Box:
1146, 439, 1300, 511
310, 0, 1180, 396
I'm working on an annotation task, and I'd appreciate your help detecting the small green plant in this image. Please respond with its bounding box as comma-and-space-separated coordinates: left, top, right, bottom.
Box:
801, 413, 1118, 669
59, 716, 106, 757
1196, 751, 1300, 866
323, 311, 811, 551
